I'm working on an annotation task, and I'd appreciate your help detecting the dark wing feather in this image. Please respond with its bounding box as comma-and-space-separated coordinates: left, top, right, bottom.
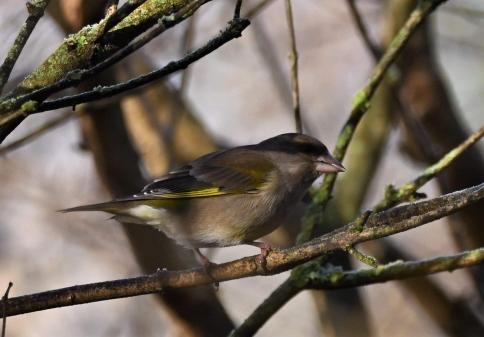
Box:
118, 148, 276, 200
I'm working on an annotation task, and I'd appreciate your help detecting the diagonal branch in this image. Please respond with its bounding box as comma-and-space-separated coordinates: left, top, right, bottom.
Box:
229, 248, 484, 337
298, 0, 448, 244
346, 0, 442, 173
0, 0, 215, 144
0, 183, 482, 319
0, 0, 51, 95
14, 17, 250, 115
0, 0, 208, 114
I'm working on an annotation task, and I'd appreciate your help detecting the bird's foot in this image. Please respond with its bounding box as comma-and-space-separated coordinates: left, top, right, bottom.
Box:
244, 241, 275, 270
194, 248, 219, 290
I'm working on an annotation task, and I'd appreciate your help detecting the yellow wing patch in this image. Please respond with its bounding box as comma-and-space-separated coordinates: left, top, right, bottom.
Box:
156, 187, 230, 199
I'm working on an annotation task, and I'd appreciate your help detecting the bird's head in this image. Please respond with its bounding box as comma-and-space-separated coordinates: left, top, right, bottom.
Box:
259, 133, 346, 174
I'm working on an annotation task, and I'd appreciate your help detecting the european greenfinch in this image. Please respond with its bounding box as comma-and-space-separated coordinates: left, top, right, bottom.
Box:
61, 133, 344, 272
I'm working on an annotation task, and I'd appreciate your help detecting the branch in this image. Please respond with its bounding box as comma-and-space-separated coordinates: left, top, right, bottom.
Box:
284, 0, 302, 133
235, 121, 483, 335
0, 0, 51, 95
0, 0, 208, 114
0, 0, 214, 144
1, 283, 12, 337
23, 17, 250, 114
298, 0, 448, 243
346, 0, 442, 173
307, 248, 484, 290
0, 183, 482, 318
234, 0, 243, 18
229, 248, 484, 336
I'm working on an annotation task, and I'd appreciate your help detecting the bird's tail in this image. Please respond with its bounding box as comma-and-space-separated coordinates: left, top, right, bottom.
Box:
59, 201, 130, 214
60, 200, 166, 226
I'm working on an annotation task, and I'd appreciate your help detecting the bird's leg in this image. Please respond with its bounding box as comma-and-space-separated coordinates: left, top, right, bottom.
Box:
244, 241, 274, 268
194, 248, 219, 289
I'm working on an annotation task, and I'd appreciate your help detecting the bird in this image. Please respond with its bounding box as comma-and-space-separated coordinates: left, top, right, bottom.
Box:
61, 133, 345, 276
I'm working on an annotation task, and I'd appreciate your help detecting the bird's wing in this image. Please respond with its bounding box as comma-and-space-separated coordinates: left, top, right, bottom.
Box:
120, 148, 276, 200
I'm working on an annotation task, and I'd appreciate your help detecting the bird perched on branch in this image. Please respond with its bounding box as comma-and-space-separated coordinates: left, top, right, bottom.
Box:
61, 133, 344, 277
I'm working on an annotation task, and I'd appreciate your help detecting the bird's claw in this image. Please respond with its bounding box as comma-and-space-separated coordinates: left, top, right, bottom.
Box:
201, 260, 219, 290
244, 241, 274, 271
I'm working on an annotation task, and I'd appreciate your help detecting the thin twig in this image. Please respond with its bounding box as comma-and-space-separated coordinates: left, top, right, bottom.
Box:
0, 16, 249, 129
0, 111, 76, 156
0, 0, 51, 95
298, 0, 447, 244
344, 245, 378, 268
346, 0, 442, 177
0, 183, 483, 319
284, 0, 302, 133
1, 282, 12, 337
234, 0, 243, 18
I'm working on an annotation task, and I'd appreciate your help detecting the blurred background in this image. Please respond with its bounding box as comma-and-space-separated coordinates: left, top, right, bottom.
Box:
1, 0, 484, 336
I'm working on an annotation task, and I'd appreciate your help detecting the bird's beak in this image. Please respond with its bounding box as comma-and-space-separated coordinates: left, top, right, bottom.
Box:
316, 153, 346, 173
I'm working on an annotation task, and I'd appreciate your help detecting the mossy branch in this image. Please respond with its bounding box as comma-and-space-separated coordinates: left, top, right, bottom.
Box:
0, 183, 482, 319
0, 16, 250, 144
307, 248, 484, 290
230, 247, 484, 336
0, 0, 207, 115
298, 0, 448, 244
36, 17, 250, 112
0, 0, 212, 143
